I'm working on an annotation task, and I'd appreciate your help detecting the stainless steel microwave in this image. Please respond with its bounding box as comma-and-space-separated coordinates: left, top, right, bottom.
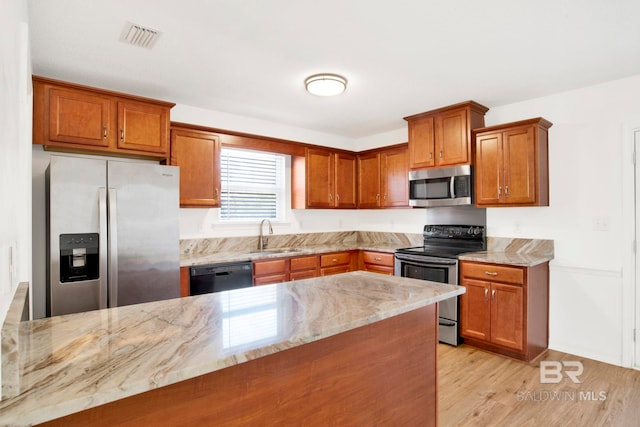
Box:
408, 165, 473, 207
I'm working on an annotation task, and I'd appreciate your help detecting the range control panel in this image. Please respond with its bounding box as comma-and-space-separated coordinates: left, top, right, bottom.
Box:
423, 225, 485, 241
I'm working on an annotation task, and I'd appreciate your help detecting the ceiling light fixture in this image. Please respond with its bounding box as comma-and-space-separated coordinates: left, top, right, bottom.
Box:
304, 73, 347, 96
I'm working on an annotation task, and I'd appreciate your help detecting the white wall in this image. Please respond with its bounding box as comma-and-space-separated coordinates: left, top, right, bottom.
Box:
0, 0, 32, 392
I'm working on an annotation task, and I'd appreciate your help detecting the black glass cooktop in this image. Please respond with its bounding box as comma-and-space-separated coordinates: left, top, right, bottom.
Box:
395, 225, 486, 259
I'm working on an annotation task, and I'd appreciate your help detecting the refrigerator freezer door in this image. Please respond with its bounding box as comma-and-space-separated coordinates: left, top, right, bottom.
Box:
106, 161, 180, 307
47, 156, 107, 316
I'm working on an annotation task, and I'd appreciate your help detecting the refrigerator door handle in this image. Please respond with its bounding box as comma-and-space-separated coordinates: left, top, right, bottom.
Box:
108, 188, 118, 307
98, 188, 108, 309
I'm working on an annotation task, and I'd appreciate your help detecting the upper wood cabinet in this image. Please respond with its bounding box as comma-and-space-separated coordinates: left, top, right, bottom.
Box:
404, 101, 489, 169
358, 145, 409, 208
33, 76, 174, 159
474, 118, 552, 207
304, 148, 357, 209
170, 126, 221, 208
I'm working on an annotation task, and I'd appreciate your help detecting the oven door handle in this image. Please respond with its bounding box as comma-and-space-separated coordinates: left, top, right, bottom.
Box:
439, 320, 456, 327
394, 253, 458, 265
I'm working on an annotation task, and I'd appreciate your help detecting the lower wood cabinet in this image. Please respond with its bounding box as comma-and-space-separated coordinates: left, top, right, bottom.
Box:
289, 255, 320, 280
180, 266, 190, 297
253, 255, 321, 285
459, 260, 549, 362
253, 258, 289, 285
360, 251, 395, 275
320, 251, 356, 276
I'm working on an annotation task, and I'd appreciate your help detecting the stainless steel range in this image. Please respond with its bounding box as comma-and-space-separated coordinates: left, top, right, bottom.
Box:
394, 224, 486, 346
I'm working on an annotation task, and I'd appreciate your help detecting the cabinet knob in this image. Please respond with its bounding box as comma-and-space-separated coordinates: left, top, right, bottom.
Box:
429, 152, 433, 160
103, 126, 107, 139
332, 258, 338, 263
505, 186, 510, 197
498, 186, 502, 198
484, 288, 489, 301
120, 128, 124, 142
484, 271, 498, 276
336, 194, 340, 202
439, 150, 443, 159
491, 289, 496, 300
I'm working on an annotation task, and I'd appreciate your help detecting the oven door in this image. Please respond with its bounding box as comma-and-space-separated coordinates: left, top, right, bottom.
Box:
394, 253, 458, 285
394, 253, 460, 345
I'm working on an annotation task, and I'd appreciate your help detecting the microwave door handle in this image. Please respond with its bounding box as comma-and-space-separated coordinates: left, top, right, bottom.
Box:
450, 176, 456, 198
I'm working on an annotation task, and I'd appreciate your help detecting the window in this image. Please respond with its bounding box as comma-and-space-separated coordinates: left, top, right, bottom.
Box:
219, 147, 286, 221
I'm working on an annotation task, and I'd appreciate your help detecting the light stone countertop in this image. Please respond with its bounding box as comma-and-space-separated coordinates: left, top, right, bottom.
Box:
181, 243, 405, 267
458, 251, 553, 267
0, 271, 463, 426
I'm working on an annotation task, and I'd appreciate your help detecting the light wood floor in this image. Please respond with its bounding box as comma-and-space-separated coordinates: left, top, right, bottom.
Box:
438, 344, 640, 427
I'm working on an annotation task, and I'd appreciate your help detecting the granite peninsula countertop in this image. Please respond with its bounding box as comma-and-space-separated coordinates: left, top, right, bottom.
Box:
0, 271, 463, 426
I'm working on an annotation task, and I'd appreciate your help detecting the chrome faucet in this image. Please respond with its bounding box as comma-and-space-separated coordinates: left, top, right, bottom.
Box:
258, 219, 273, 250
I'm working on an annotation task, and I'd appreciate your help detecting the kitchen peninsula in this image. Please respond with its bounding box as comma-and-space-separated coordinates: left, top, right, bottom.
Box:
0, 271, 462, 426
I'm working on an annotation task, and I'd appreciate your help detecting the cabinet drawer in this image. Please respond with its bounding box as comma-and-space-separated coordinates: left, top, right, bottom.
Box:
290, 270, 318, 281
461, 262, 524, 285
254, 274, 287, 286
320, 252, 352, 268
290, 255, 318, 272
361, 251, 394, 267
253, 259, 287, 276
363, 264, 394, 275
321, 265, 351, 276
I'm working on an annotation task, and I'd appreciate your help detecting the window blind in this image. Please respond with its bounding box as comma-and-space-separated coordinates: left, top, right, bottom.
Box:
220, 148, 284, 220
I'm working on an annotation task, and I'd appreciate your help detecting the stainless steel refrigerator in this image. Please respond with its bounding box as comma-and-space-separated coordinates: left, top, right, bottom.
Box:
46, 155, 180, 316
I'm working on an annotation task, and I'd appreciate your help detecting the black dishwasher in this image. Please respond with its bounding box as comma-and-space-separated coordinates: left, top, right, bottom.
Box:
189, 261, 253, 295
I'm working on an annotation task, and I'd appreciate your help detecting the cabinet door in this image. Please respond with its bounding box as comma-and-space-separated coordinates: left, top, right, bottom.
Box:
380, 147, 408, 207
48, 87, 113, 147
117, 100, 170, 156
502, 126, 536, 205
474, 132, 503, 206
335, 153, 358, 208
170, 128, 221, 207
408, 116, 435, 169
357, 152, 381, 208
306, 148, 334, 208
435, 108, 469, 166
460, 279, 491, 342
490, 283, 524, 351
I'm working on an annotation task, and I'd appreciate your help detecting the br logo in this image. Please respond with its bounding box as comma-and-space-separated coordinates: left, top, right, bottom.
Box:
540, 361, 583, 384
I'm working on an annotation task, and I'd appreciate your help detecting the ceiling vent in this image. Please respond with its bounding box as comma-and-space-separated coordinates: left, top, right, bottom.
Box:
120, 21, 161, 49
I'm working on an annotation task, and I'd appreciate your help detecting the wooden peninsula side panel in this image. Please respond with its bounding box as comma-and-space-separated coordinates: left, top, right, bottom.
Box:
39, 304, 438, 426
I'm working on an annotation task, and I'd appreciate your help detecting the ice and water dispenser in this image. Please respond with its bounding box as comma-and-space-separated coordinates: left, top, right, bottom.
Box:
59, 233, 99, 282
